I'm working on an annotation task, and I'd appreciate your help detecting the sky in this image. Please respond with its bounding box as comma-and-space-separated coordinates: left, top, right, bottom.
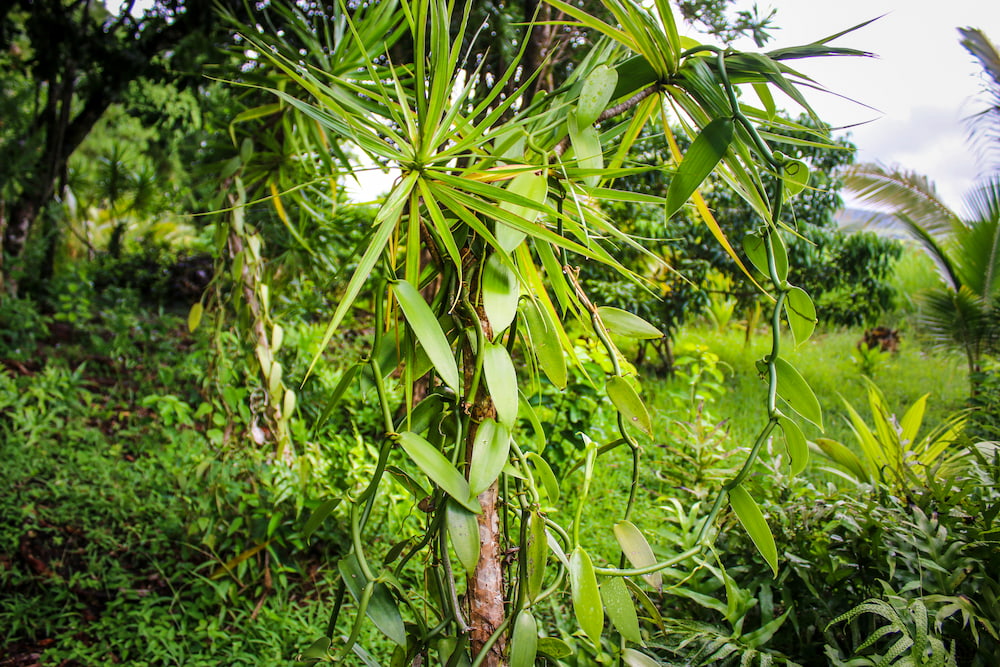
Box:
722, 0, 1000, 212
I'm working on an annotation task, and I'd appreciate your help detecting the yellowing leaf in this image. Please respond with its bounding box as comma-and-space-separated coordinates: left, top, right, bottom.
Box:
187, 302, 203, 333
606, 376, 653, 437
613, 520, 661, 590
598, 306, 663, 339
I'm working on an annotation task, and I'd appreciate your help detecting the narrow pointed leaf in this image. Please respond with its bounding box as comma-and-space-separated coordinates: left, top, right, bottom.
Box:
785, 287, 816, 346
483, 253, 519, 332
665, 117, 734, 218
814, 437, 869, 482
598, 306, 663, 339
569, 546, 604, 646
303, 498, 342, 540
729, 484, 778, 577
778, 416, 808, 476
606, 376, 653, 437
510, 610, 538, 667
601, 576, 642, 644
468, 418, 511, 496
614, 520, 661, 590
392, 280, 460, 391
773, 357, 823, 429
397, 431, 480, 513
446, 501, 480, 574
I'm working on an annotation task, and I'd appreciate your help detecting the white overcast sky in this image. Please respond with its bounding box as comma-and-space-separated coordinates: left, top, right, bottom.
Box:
719, 0, 1000, 211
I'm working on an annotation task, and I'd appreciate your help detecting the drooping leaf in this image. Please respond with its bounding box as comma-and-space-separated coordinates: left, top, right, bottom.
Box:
446, 501, 480, 574
569, 546, 604, 646
187, 302, 203, 333
468, 418, 511, 496
396, 431, 480, 513
339, 555, 407, 646
729, 484, 778, 577
782, 158, 810, 198
606, 376, 653, 437
303, 498, 342, 541
568, 115, 604, 187
777, 416, 808, 476
814, 437, 869, 482
785, 287, 816, 346
622, 648, 660, 667
526, 511, 548, 601
614, 520, 661, 590
601, 576, 643, 644
527, 452, 560, 504
392, 280, 460, 391
598, 306, 663, 339
773, 357, 823, 429
482, 253, 519, 333
577, 64, 619, 126
522, 299, 567, 389
510, 610, 538, 667
482, 342, 518, 428
665, 117, 734, 219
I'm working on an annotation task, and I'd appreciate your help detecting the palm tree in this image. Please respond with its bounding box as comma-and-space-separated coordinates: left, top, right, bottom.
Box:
844, 28, 1000, 394
844, 167, 1000, 392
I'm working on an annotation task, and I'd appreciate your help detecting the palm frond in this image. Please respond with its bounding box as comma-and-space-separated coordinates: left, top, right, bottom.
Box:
842, 163, 962, 238
959, 27, 1000, 174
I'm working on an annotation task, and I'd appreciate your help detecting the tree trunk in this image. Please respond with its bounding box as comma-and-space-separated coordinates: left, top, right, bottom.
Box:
464, 306, 507, 666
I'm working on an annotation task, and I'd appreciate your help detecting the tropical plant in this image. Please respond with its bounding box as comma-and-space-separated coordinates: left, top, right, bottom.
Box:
218, 1, 868, 664
814, 380, 967, 494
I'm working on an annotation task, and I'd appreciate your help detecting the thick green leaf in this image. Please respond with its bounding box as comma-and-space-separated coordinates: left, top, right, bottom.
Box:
526, 511, 548, 601
468, 418, 511, 496
537, 637, 573, 660
482, 253, 519, 333
510, 610, 538, 667
598, 306, 663, 339
577, 64, 619, 126
782, 159, 809, 198
482, 342, 518, 428
568, 115, 604, 187
773, 357, 823, 429
397, 431, 480, 513
302, 637, 331, 660
527, 452, 560, 504
606, 376, 653, 437
392, 280, 460, 391
743, 230, 788, 282
446, 501, 480, 575
614, 520, 661, 590
665, 117, 734, 219
624, 578, 664, 630
601, 576, 642, 644
729, 484, 778, 577
339, 555, 407, 646
522, 299, 567, 389
497, 170, 547, 252
778, 416, 808, 476
569, 546, 604, 646
622, 648, 660, 667
303, 498, 341, 541
785, 287, 816, 346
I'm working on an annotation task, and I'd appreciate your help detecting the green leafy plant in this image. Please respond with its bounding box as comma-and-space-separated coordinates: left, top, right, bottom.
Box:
814, 380, 967, 493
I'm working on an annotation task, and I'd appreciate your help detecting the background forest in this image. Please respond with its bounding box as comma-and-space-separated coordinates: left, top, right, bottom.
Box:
1, 1, 999, 666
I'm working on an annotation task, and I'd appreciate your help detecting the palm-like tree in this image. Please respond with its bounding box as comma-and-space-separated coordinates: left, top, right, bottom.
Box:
844, 28, 1000, 394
